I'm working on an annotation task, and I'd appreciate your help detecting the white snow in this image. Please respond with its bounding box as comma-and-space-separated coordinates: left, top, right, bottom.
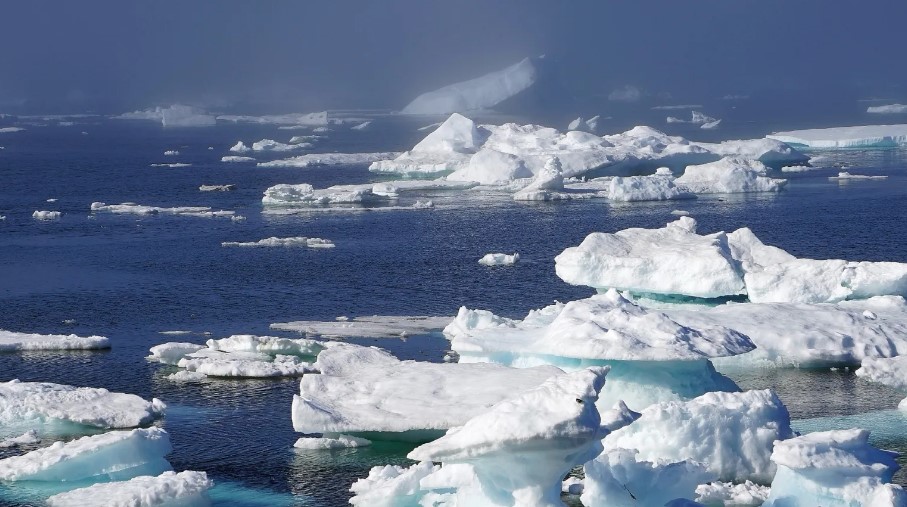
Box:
693, 138, 809, 166
33, 210, 62, 220
511, 156, 566, 200
764, 429, 906, 507
449, 147, 533, 185
478, 252, 519, 266
91, 202, 234, 218
157, 335, 326, 378
221, 237, 334, 248
829, 171, 888, 180
146, 342, 206, 365
402, 57, 537, 115
220, 155, 255, 163
768, 125, 907, 148
856, 356, 907, 390
695, 481, 770, 506
46, 470, 213, 507
293, 435, 371, 450
675, 158, 787, 194
603, 390, 793, 483
349, 461, 440, 507
271, 315, 452, 339
867, 104, 907, 114
257, 152, 401, 168
292, 343, 562, 435
0, 427, 172, 482
0, 330, 109, 351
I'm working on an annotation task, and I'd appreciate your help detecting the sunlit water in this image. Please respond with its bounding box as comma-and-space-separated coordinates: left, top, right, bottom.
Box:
1, 118, 906, 505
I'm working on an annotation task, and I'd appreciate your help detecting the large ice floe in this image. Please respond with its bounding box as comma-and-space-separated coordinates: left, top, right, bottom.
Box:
401, 57, 538, 115
0, 427, 172, 482
444, 289, 752, 410
762, 429, 907, 506
45, 470, 213, 507
348, 368, 608, 507
148, 335, 325, 378
257, 152, 402, 168
292, 343, 562, 439
261, 180, 474, 207
271, 315, 452, 339
114, 104, 215, 127
768, 124, 907, 148
602, 390, 793, 483
0, 329, 109, 351
555, 216, 907, 304
0, 380, 165, 437
90, 202, 234, 218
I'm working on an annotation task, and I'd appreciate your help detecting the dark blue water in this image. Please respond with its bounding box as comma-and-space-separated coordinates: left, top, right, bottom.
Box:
1, 118, 907, 506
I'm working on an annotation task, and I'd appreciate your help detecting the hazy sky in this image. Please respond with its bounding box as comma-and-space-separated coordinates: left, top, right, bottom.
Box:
2, 0, 905, 113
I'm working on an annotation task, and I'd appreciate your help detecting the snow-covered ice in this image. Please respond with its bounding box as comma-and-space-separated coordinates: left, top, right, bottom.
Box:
163, 150, 179, 156
856, 356, 907, 391
867, 104, 907, 114
91, 202, 234, 218
262, 183, 380, 206
221, 237, 334, 248
0, 127, 24, 133
116, 105, 215, 127
694, 481, 770, 506
692, 138, 809, 167
768, 125, 907, 148
401, 57, 537, 115
198, 184, 235, 192
478, 253, 519, 266
33, 210, 62, 220
0, 430, 39, 448
149, 163, 192, 168
146, 343, 206, 365
46, 470, 213, 507
216, 111, 329, 126
608, 168, 693, 202
603, 390, 793, 483
250, 139, 305, 152
271, 315, 452, 339
257, 152, 401, 168
675, 158, 786, 194
292, 343, 562, 436
293, 435, 371, 450
829, 171, 888, 180
220, 156, 255, 163
0, 329, 109, 351
229, 141, 250, 153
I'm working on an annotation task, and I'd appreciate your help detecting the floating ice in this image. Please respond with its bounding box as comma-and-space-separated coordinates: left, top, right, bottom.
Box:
603, 390, 793, 483
163, 150, 179, 156
91, 202, 234, 218
856, 356, 907, 390
349, 461, 439, 507
261, 183, 380, 206
608, 168, 693, 202
146, 343, 206, 365
695, 480, 770, 506
371, 113, 484, 176
511, 156, 566, 201
149, 163, 191, 168
567, 116, 601, 133
293, 435, 371, 450
675, 158, 786, 194
829, 171, 888, 180
692, 138, 809, 167
221, 237, 334, 248
46, 470, 213, 507
701, 119, 722, 130
445, 289, 750, 410
271, 315, 452, 339
0, 430, 39, 448
867, 104, 907, 114
292, 343, 562, 437
216, 111, 329, 126
33, 210, 62, 220
478, 252, 519, 266
351, 121, 371, 130
763, 429, 906, 507
402, 57, 537, 115
449, 147, 533, 185
768, 125, 907, 148
0, 380, 165, 434
198, 184, 235, 192
666, 111, 719, 127
251, 139, 305, 152
257, 152, 401, 168
116, 105, 215, 127
582, 449, 715, 507
166, 371, 207, 382
220, 156, 255, 163
0, 428, 172, 482
0, 127, 24, 133
0, 329, 109, 352
229, 141, 250, 153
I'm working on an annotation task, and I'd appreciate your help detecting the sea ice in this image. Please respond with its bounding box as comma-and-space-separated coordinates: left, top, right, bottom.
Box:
146, 343, 206, 365
221, 237, 334, 248
511, 156, 566, 200
349, 461, 439, 507
0, 127, 24, 133
251, 139, 305, 152
33, 211, 62, 220
216, 111, 329, 126
46, 470, 213, 507
0, 329, 109, 351
0, 430, 39, 448
478, 253, 519, 266
163, 150, 179, 156
603, 390, 793, 483
402, 57, 537, 115
271, 315, 452, 339
692, 138, 809, 167
292, 343, 562, 437
257, 152, 401, 168
229, 141, 251, 153
351, 121, 371, 130
768, 125, 907, 148
261, 183, 380, 206
763, 429, 906, 506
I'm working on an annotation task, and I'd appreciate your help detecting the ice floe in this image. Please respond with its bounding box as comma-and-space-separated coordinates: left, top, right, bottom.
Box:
293, 435, 371, 450
220, 155, 255, 163
351, 121, 371, 130
675, 158, 786, 194
163, 150, 179, 156
217, 111, 329, 126
856, 356, 907, 391
478, 252, 519, 266
262, 180, 473, 207
402, 57, 537, 115
229, 141, 250, 153
257, 152, 401, 168
292, 343, 562, 437
271, 315, 451, 339
198, 184, 235, 192
91, 202, 234, 218
46, 470, 213, 507
603, 390, 793, 483
768, 125, 907, 148
608, 167, 692, 202
829, 171, 888, 180
221, 237, 334, 248
33, 210, 62, 220
867, 104, 907, 114
763, 429, 906, 506
692, 138, 809, 166
149, 163, 192, 168
0, 127, 24, 133
250, 139, 305, 152
0, 329, 109, 351
116, 105, 215, 127
0, 430, 39, 449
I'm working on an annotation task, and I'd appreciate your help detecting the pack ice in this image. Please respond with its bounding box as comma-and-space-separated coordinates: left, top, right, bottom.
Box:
768, 124, 907, 148
0, 330, 109, 351
46, 470, 213, 507
444, 289, 751, 410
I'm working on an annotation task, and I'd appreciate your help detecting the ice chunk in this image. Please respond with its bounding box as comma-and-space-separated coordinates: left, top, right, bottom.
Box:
675, 158, 786, 194
198, 184, 235, 192
351, 121, 371, 130
0, 330, 109, 351
149, 163, 191, 168
0, 430, 39, 448
600, 401, 642, 432
250, 139, 304, 152
204, 334, 325, 356
0, 380, 165, 434
478, 252, 519, 266
292, 343, 562, 436
555, 217, 746, 298
46, 470, 213, 507
582, 449, 715, 507
159, 335, 325, 378
91, 202, 234, 218
163, 150, 179, 156
511, 156, 566, 200
763, 429, 906, 507
293, 435, 371, 450
146, 342, 206, 365
402, 57, 537, 115
221, 237, 334, 248
856, 356, 907, 390
608, 170, 693, 202
406, 368, 607, 506
701, 119, 722, 130
829, 171, 888, 180
220, 156, 254, 163
229, 141, 251, 153
261, 183, 383, 206
349, 461, 439, 507
257, 152, 402, 168
768, 125, 907, 148
867, 104, 907, 114
693, 138, 809, 167
33, 210, 62, 220
448, 148, 533, 184
603, 390, 793, 483
695, 481, 770, 506
271, 315, 452, 339
0, 428, 172, 482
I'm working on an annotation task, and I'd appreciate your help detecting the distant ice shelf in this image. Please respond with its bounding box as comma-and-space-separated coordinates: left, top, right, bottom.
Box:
768, 124, 907, 148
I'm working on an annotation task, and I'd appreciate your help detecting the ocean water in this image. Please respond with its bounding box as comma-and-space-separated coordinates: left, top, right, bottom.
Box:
1, 117, 907, 505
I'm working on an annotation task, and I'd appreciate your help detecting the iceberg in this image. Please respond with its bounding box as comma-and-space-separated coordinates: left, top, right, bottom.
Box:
478, 253, 519, 266
261, 183, 380, 206
163, 150, 179, 156
856, 356, 907, 390
401, 57, 537, 115
250, 139, 305, 152
0, 380, 165, 435
292, 343, 562, 438
370, 113, 485, 176
256, 152, 402, 168
0, 428, 172, 482
33, 210, 62, 220
867, 104, 907, 114
511, 157, 566, 200
608, 168, 693, 202
349, 461, 439, 507
763, 429, 907, 506
0, 127, 25, 133
147, 342, 206, 366
271, 315, 452, 339
0, 330, 109, 352
444, 289, 751, 410
405, 368, 608, 507
0, 431, 39, 449
768, 125, 907, 149
674, 158, 787, 194
582, 449, 715, 507
603, 390, 794, 483
221, 237, 334, 248
692, 138, 809, 167
46, 470, 213, 507
449, 147, 534, 185
229, 141, 251, 153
